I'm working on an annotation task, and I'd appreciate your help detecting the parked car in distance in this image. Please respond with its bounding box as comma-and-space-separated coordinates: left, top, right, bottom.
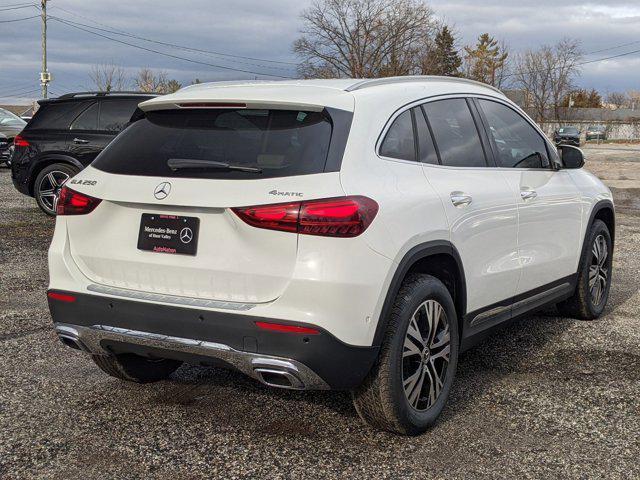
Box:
0, 107, 27, 167
554, 126, 581, 146
47, 77, 614, 435
586, 125, 607, 142
10, 91, 157, 215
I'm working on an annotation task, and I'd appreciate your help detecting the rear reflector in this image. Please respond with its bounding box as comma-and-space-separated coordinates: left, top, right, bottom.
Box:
47, 292, 76, 303
255, 322, 320, 335
13, 134, 29, 147
232, 196, 378, 237
56, 186, 102, 216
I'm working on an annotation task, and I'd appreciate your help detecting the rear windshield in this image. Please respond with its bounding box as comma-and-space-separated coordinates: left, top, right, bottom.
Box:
92, 108, 333, 179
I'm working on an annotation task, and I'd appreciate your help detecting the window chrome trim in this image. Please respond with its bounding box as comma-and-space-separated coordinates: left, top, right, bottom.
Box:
375, 92, 558, 171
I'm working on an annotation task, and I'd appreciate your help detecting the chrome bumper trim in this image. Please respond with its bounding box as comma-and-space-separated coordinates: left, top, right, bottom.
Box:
54, 323, 329, 390
86, 284, 257, 311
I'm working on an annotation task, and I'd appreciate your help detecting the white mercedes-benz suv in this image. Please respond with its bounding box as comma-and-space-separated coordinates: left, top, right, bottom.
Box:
48, 77, 614, 435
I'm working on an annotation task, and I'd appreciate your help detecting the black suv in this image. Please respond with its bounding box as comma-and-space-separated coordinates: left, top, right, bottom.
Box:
553, 126, 581, 147
11, 92, 156, 215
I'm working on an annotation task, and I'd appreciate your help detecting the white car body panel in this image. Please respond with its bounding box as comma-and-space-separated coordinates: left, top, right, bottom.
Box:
48, 77, 614, 348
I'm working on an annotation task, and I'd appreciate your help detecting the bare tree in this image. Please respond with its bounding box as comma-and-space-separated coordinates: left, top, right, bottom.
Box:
134, 68, 168, 93
293, 0, 438, 78
513, 38, 582, 122
605, 92, 629, 109
89, 62, 127, 92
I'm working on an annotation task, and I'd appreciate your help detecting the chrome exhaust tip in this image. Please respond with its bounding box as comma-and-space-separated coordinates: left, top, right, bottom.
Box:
252, 357, 306, 390
254, 368, 305, 390
55, 325, 90, 353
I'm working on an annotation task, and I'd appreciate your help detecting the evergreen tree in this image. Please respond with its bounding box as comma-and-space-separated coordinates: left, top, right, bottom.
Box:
423, 26, 462, 77
464, 33, 508, 86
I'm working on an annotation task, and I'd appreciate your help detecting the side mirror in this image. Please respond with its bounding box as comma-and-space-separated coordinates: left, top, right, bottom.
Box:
558, 145, 584, 169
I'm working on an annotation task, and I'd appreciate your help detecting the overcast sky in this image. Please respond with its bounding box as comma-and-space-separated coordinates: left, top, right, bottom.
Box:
1, 0, 639, 104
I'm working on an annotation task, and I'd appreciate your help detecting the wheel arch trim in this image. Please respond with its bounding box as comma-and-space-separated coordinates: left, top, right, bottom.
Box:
581, 199, 615, 258
372, 240, 467, 346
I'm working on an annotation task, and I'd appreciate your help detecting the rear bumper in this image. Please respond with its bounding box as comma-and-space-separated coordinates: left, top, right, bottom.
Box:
48, 290, 379, 390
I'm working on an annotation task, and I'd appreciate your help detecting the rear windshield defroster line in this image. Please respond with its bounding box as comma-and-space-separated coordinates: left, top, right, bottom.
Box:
92, 108, 351, 180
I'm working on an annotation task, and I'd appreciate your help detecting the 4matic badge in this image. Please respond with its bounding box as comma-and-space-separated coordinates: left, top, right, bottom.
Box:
268, 189, 303, 198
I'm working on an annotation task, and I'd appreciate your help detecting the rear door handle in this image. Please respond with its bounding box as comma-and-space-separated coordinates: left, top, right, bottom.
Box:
73, 138, 89, 144
450, 192, 472, 207
520, 188, 537, 201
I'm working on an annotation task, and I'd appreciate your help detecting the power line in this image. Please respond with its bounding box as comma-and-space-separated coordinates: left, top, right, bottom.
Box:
49, 16, 295, 79
0, 13, 38, 22
48, 14, 296, 74
0, 3, 35, 11
49, 5, 298, 67
0, 88, 40, 99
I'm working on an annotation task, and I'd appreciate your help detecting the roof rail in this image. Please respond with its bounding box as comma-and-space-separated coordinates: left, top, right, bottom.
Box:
344, 76, 503, 94
57, 91, 157, 99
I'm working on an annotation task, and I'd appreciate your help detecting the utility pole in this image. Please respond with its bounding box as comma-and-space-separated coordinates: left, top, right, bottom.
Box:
40, 0, 51, 99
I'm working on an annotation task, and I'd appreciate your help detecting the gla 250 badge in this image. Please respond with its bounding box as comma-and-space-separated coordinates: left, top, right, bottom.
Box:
69, 179, 97, 186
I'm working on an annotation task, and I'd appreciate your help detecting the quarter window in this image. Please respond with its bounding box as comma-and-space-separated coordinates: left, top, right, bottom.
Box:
422, 99, 486, 168
379, 110, 416, 162
99, 99, 140, 132
70, 103, 99, 131
478, 99, 550, 169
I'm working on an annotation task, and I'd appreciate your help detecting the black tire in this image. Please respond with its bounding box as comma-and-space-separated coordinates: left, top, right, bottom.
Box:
353, 274, 459, 435
557, 219, 612, 320
92, 354, 182, 383
34, 163, 79, 216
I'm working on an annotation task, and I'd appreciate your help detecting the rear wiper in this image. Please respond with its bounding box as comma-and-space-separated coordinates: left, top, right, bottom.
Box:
167, 158, 262, 173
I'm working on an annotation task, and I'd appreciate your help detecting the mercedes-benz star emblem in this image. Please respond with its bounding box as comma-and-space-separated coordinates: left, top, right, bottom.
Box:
154, 182, 171, 200
180, 227, 193, 244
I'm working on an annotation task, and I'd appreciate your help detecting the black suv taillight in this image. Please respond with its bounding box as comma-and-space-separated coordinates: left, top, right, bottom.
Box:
56, 186, 102, 215
232, 196, 379, 238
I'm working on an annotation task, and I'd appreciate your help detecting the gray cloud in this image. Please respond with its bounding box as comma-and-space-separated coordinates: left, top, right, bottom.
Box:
1, 0, 639, 103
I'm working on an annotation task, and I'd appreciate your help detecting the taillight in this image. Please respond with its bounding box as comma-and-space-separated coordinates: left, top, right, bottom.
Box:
13, 134, 29, 147
232, 196, 378, 238
56, 186, 102, 215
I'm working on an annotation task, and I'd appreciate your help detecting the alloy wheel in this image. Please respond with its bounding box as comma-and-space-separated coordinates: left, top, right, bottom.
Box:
38, 170, 70, 214
589, 234, 609, 306
402, 299, 451, 411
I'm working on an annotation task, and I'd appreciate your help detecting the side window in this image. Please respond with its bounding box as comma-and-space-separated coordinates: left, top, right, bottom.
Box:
379, 110, 416, 162
478, 99, 550, 169
70, 102, 99, 131
422, 99, 486, 168
413, 106, 439, 165
30, 101, 93, 130
99, 99, 140, 132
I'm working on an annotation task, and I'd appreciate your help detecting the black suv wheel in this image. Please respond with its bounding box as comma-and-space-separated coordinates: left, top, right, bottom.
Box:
34, 163, 79, 216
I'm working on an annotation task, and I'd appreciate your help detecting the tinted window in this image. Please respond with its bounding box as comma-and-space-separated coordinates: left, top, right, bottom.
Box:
92, 109, 333, 180
379, 110, 415, 161
414, 107, 438, 165
478, 99, 550, 169
70, 103, 99, 131
423, 99, 486, 168
100, 99, 140, 132
27, 101, 93, 130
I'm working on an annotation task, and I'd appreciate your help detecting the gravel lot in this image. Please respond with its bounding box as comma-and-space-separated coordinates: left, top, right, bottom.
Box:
1, 144, 639, 479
